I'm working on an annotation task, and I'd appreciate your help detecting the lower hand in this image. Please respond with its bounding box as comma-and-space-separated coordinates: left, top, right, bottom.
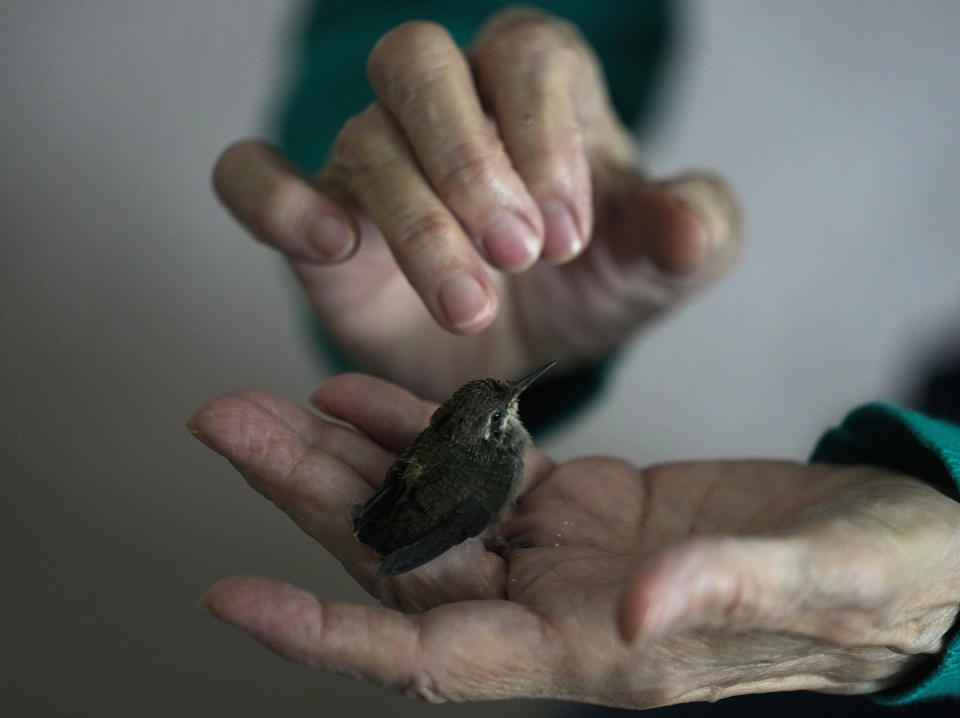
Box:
189, 375, 960, 707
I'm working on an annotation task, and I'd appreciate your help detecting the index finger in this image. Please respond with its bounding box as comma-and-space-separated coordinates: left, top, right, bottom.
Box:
366, 21, 545, 271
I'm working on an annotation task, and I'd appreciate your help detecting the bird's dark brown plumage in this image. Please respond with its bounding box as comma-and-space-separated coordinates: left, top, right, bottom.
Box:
353, 362, 555, 576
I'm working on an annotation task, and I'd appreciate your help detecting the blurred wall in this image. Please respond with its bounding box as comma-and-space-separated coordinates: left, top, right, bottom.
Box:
2, 1, 959, 716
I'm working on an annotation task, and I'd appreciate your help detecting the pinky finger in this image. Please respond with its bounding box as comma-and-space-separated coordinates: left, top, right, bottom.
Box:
212, 140, 358, 263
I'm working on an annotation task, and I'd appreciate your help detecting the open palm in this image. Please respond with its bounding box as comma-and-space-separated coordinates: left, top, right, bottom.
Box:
191, 374, 959, 708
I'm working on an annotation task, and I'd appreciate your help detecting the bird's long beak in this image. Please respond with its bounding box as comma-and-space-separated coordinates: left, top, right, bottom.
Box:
510, 360, 557, 398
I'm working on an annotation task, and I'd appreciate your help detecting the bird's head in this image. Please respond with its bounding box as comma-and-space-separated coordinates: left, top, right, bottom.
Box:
430, 361, 556, 450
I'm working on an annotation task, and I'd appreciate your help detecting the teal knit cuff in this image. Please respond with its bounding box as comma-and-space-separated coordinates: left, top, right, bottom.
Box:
811, 402, 960, 703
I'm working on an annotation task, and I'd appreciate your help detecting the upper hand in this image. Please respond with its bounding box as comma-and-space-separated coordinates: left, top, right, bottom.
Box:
190, 375, 960, 707
211, 8, 741, 399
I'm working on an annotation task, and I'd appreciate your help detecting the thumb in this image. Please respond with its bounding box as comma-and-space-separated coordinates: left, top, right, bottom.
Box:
659, 172, 742, 276
600, 169, 742, 282
618, 535, 817, 643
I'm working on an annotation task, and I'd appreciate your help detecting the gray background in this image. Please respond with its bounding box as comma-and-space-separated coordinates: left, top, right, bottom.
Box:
2, 1, 958, 716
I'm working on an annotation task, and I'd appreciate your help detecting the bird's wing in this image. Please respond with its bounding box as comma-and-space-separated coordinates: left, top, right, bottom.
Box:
375, 495, 491, 577
354, 453, 423, 519
352, 456, 424, 544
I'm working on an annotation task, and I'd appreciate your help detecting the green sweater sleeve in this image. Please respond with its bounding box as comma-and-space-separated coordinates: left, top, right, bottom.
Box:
811, 403, 960, 703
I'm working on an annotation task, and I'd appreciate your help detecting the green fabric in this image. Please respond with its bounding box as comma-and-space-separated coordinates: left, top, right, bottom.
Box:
812, 403, 960, 703
276, 0, 673, 170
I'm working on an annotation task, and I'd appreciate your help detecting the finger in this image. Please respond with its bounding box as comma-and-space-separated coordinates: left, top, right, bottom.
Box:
187, 391, 388, 575
189, 390, 393, 487
332, 104, 499, 333
656, 172, 742, 276
472, 9, 601, 264
202, 575, 545, 702
366, 21, 543, 271
201, 575, 422, 688
212, 140, 358, 263
310, 373, 437, 454
601, 169, 742, 280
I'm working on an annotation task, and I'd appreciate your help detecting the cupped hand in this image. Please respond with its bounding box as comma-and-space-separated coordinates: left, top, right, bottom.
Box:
212, 7, 741, 400
190, 375, 960, 707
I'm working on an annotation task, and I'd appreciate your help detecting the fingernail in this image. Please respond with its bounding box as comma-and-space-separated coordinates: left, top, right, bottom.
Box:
306, 215, 354, 261
438, 271, 494, 330
479, 213, 539, 272
540, 199, 582, 263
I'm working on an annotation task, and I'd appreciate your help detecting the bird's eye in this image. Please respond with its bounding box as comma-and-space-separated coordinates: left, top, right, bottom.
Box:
491, 410, 505, 424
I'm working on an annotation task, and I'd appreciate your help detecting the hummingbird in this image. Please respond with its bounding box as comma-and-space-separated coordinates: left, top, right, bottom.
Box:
352, 361, 556, 577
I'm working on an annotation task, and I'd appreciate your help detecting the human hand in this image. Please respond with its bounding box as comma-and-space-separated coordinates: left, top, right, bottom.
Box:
190, 375, 960, 707
212, 7, 740, 400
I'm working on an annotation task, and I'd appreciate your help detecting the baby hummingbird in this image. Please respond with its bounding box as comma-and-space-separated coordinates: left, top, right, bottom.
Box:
353, 361, 556, 577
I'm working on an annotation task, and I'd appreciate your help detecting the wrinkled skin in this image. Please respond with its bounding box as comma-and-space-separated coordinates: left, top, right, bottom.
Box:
212, 8, 740, 401
191, 375, 960, 708
203, 6, 960, 707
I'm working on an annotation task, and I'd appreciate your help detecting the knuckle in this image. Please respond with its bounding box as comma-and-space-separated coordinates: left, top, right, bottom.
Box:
433, 135, 508, 202
516, 25, 580, 70
475, 10, 585, 72
368, 20, 455, 95
333, 105, 395, 175
516, 143, 582, 197
391, 209, 460, 260
333, 108, 376, 164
